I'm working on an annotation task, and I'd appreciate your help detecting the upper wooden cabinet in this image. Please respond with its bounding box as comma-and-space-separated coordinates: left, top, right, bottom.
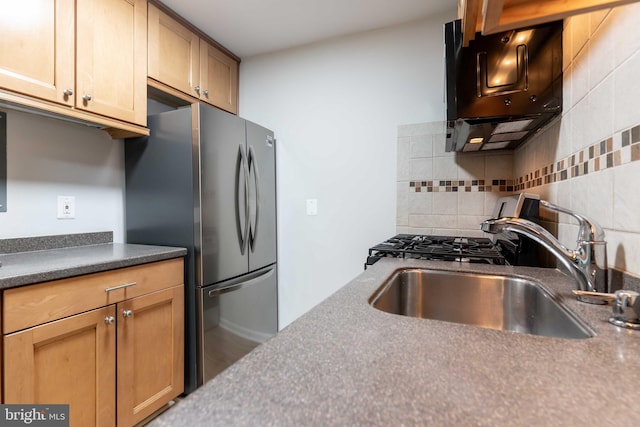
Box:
0, 0, 75, 106
200, 40, 239, 114
148, 3, 201, 99
76, 0, 148, 126
0, 0, 148, 136
460, 0, 640, 45
147, 2, 240, 114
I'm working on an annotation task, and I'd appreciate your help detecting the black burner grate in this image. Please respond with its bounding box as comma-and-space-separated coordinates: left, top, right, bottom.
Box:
366, 234, 506, 267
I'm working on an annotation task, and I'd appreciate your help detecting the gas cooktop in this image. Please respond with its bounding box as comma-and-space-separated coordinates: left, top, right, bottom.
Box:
365, 234, 506, 268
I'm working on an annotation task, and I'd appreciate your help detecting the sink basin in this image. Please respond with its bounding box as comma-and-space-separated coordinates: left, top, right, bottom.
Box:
369, 269, 594, 339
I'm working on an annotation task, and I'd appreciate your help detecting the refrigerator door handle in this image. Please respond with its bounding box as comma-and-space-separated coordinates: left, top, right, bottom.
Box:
236, 144, 250, 254
248, 145, 260, 250
207, 267, 275, 298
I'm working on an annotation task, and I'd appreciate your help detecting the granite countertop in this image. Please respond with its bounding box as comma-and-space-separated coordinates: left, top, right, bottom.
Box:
150, 258, 640, 427
0, 243, 187, 289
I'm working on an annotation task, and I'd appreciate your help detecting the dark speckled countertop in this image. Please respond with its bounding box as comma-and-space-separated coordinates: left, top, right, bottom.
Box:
150, 258, 640, 427
0, 243, 187, 289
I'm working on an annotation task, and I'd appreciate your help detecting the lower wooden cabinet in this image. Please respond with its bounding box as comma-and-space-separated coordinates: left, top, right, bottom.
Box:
117, 285, 184, 426
2, 258, 184, 427
4, 306, 117, 426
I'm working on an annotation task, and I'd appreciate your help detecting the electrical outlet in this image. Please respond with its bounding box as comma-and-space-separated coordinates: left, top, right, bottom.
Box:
306, 199, 318, 216
57, 196, 75, 219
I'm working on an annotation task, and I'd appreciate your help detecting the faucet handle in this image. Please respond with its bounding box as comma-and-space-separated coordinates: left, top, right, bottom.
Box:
540, 200, 605, 242
573, 290, 640, 327
609, 290, 640, 330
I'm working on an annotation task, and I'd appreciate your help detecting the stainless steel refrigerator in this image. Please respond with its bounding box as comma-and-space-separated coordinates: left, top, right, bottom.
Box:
125, 103, 278, 393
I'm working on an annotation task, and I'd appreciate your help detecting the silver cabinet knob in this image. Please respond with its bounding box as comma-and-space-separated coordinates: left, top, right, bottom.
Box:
122, 309, 133, 318
203, 90, 209, 97
83, 94, 92, 102
194, 86, 200, 94
104, 316, 115, 325
63, 89, 73, 96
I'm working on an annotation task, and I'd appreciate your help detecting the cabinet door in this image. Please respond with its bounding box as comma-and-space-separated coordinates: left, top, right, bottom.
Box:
117, 285, 184, 426
0, 0, 74, 105
76, 0, 147, 125
200, 41, 239, 114
148, 3, 200, 98
4, 306, 117, 427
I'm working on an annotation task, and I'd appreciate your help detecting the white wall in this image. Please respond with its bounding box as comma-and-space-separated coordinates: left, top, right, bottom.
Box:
239, 10, 456, 328
0, 110, 125, 241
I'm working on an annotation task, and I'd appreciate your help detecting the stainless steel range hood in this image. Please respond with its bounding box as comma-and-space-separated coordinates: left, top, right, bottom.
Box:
444, 19, 563, 152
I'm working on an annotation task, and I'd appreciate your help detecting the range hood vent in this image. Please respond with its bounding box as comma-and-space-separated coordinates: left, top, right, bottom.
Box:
444, 19, 563, 152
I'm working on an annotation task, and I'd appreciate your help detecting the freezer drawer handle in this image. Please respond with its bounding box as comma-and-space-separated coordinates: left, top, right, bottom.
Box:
208, 268, 275, 298
105, 282, 137, 292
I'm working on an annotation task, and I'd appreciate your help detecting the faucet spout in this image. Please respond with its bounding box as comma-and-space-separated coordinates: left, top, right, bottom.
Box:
481, 202, 608, 304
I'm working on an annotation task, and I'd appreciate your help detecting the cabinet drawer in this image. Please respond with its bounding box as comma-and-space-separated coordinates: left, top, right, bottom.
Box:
3, 258, 184, 334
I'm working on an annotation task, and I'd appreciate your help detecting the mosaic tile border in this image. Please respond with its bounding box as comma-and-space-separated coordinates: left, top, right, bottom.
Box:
515, 124, 640, 191
409, 179, 514, 193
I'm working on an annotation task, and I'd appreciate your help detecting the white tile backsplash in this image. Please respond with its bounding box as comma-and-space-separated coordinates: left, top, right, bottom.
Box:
397, 137, 410, 181
396, 182, 409, 226
571, 48, 590, 107
613, 162, 640, 233
410, 134, 433, 158
587, 76, 615, 145
606, 229, 640, 275
396, 4, 640, 279
457, 154, 485, 180
587, 14, 614, 89
432, 155, 458, 179
409, 158, 433, 180
484, 153, 513, 180
614, 49, 640, 132
397, 122, 516, 239
432, 192, 458, 215
569, 13, 590, 59
457, 192, 485, 216
511, 4, 640, 279
612, 2, 640, 67
408, 191, 433, 215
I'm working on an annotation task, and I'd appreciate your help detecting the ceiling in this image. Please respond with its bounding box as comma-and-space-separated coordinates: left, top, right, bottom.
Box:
159, 0, 457, 58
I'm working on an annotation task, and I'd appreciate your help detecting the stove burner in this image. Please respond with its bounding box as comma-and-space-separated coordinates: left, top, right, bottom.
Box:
365, 234, 506, 268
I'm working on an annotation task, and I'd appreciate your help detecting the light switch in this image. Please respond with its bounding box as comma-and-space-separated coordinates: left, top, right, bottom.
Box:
306, 199, 318, 216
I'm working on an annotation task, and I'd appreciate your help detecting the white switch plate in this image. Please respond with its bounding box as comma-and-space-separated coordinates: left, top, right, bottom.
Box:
306, 199, 318, 216
57, 196, 75, 219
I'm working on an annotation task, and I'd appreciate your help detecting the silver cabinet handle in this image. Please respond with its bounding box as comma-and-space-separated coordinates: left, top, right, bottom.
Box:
194, 86, 200, 94
104, 316, 115, 325
203, 89, 209, 97
105, 282, 137, 292
122, 309, 133, 318
82, 94, 92, 102
63, 89, 73, 96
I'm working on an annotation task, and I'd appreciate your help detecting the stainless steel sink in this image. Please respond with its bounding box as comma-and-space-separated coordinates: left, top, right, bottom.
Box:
369, 269, 594, 339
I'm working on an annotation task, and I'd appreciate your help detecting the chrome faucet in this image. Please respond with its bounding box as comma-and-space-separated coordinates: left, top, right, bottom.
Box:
481, 200, 608, 304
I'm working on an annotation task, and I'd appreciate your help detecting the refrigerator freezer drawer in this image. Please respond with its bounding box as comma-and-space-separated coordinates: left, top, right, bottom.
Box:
197, 265, 278, 384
